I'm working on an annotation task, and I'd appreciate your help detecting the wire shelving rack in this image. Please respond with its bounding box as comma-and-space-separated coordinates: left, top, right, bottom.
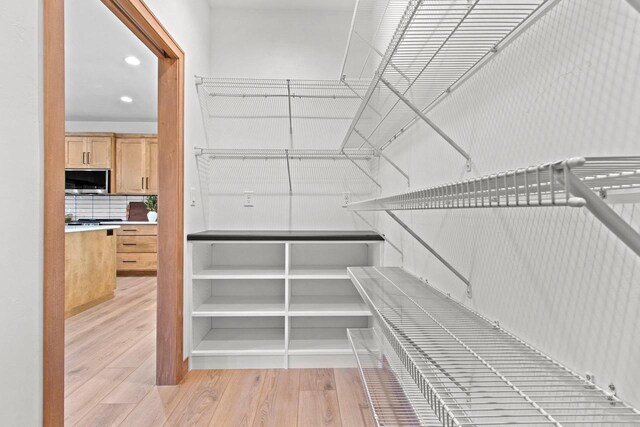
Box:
339, 0, 551, 170
348, 328, 442, 426
349, 266, 640, 426
196, 77, 370, 149
347, 156, 640, 259
195, 148, 381, 193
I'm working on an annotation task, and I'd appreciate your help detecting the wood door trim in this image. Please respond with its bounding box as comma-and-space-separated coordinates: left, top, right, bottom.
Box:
44, 0, 66, 425
44, 0, 185, 424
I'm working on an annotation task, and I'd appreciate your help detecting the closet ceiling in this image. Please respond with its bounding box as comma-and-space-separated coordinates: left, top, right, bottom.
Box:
65, 0, 157, 123
208, 0, 355, 11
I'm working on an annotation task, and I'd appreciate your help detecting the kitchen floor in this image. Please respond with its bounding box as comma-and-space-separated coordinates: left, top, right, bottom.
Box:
64, 276, 375, 426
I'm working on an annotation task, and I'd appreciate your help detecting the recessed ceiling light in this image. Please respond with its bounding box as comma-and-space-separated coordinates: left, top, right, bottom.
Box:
124, 56, 141, 66
120, 96, 133, 103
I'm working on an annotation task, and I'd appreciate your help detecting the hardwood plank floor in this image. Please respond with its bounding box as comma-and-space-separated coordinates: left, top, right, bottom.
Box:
65, 277, 376, 426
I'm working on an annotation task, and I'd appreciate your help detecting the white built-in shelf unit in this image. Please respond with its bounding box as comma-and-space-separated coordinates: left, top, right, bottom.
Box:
188, 230, 384, 369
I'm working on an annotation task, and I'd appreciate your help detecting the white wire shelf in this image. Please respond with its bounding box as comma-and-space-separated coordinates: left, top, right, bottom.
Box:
196, 77, 370, 149
195, 147, 376, 160
346, 157, 640, 210
349, 267, 640, 426
195, 147, 382, 197
340, 0, 549, 157
349, 328, 443, 426
340, 0, 411, 81
346, 156, 640, 257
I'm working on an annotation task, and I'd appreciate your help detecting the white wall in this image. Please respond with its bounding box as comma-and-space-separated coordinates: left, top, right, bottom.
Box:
0, 1, 43, 425
203, 7, 375, 231
65, 120, 157, 134
0, 1, 210, 422
375, 0, 640, 408
143, 0, 211, 358
210, 8, 353, 79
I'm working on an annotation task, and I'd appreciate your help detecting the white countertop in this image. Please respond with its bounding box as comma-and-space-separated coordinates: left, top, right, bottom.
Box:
65, 225, 121, 234
100, 221, 157, 225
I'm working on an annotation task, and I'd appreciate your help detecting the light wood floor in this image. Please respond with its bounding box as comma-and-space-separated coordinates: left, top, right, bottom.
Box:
65, 276, 375, 426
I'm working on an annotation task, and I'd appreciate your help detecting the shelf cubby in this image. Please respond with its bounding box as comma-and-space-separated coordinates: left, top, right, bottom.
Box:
288, 316, 370, 355
289, 243, 370, 279
192, 279, 285, 317
192, 242, 285, 279
289, 279, 370, 317
191, 316, 285, 356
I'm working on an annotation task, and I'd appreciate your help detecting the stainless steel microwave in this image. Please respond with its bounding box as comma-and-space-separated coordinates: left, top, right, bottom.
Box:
65, 169, 110, 195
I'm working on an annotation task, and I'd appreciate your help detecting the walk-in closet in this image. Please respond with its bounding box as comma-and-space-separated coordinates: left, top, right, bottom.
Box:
8, 0, 640, 425
180, 0, 640, 424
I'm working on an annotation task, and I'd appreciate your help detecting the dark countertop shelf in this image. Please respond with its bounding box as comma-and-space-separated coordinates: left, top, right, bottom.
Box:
187, 230, 385, 242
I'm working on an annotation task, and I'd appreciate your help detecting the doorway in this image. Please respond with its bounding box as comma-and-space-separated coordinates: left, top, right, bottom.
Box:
44, 0, 185, 425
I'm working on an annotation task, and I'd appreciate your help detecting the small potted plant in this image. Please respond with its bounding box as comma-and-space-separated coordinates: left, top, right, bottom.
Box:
145, 195, 158, 222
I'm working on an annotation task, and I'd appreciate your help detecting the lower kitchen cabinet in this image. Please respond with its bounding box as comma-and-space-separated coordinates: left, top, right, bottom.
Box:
65, 227, 117, 317
116, 224, 157, 275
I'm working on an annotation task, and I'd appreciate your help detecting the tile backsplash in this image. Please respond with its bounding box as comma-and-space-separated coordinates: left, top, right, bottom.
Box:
65, 195, 148, 220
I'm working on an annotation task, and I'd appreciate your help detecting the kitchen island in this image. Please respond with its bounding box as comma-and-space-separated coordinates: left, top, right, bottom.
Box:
65, 225, 120, 317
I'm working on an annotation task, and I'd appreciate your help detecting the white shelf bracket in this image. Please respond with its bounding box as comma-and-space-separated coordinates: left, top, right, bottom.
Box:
340, 77, 383, 118
565, 171, 640, 258
385, 210, 471, 298
380, 77, 472, 171
354, 129, 410, 186
343, 150, 382, 189
286, 79, 293, 149
285, 149, 293, 194
353, 30, 412, 84
354, 211, 403, 257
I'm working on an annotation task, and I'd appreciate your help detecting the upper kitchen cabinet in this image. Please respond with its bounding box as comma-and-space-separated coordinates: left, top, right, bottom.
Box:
145, 138, 158, 194
115, 135, 158, 195
65, 133, 114, 169
86, 136, 113, 168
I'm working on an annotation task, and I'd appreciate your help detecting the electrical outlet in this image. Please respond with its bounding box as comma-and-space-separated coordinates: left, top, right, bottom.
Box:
244, 191, 254, 207
342, 192, 351, 207
190, 187, 197, 207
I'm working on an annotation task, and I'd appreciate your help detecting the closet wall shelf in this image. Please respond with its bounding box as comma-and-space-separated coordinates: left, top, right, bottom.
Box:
194, 147, 376, 160
339, 0, 549, 168
348, 156, 640, 258
349, 267, 640, 426
348, 328, 444, 427
195, 77, 369, 150
194, 147, 381, 193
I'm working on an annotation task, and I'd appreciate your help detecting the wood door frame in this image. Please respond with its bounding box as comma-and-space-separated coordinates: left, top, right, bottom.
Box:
44, 0, 185, 425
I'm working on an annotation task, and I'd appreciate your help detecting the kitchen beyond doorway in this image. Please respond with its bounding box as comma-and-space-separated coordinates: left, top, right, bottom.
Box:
44, 1, 185, 425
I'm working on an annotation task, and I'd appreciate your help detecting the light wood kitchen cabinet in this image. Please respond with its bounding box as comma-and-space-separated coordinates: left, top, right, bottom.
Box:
116, 224, 157, 274
115, 135, 158, 195
86, 136, 113, 168
65, 135, 86, 168
65, 133, 114, 169
146, 139, 158, 193
65, 228, 117, 317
